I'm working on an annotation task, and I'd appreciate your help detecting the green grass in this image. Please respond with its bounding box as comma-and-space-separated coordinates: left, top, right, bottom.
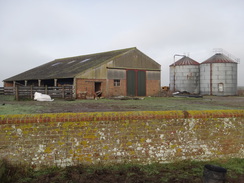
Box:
1, 158, 243, 183
0, 95, 243, 114
0, 104, 43, 115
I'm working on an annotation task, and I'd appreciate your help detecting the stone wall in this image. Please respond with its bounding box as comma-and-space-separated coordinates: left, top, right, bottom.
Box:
0, 110, 243, 168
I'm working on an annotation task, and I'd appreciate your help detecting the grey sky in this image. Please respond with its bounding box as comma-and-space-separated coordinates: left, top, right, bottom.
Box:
1, 0, 244, 86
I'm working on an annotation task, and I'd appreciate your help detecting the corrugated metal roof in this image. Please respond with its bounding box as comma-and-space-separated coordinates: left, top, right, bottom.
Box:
170, 56, 200, 66
201, 53, 237, 64
4, 47, 136, 81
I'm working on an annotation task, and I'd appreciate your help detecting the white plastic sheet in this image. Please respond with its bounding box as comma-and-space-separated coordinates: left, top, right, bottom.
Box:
34, 92, 54, 101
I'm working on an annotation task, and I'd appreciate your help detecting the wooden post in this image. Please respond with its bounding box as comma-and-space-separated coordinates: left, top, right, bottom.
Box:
30, 85, 33, 99
38, 80, 41, 87
45, 85, 48, 94
15, 85, 19, 101
54, 79, 57, 87
71, 85, 74, 100
62, 85, 65, 99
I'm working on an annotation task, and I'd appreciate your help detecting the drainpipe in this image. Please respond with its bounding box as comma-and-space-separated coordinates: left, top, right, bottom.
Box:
173, 54, 185, 91
210, 63, 213, 95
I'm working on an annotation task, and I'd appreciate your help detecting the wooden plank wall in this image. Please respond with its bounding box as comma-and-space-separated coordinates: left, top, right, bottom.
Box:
0, 86, 74, 100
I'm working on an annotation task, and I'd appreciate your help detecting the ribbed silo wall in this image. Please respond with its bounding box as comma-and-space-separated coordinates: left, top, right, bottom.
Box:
169, 67, 174, 91
170, 65, 200, 93
200, 63, 237, 95
200, 64, 211, 95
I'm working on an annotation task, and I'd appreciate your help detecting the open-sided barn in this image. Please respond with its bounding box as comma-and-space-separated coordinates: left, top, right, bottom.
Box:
4, 47, 161, 98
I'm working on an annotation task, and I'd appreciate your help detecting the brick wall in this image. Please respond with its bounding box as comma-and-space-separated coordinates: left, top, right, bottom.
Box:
76, 79, 106, 98
146, 80, 160, 96
0, 110, 243, 168
106, 79, 126, 97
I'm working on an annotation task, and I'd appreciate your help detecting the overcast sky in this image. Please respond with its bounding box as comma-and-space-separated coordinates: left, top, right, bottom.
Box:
1, 0, 244, 87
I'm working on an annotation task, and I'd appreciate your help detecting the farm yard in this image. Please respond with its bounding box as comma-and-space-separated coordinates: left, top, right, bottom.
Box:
0, 95, 244, 115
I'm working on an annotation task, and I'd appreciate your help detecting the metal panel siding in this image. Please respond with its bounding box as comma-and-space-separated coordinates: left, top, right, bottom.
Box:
107, 69, 126, 79
127, 70, 136, 96
200, 63, 237, 95
169, 65, 200, 93
147, 71, 160, 80
76, 64, 107, 79
111, 49, 160, 70
137, 71, 146, 96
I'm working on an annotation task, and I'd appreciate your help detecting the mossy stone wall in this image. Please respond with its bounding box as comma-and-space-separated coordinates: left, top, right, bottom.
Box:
0, 110, 243, 168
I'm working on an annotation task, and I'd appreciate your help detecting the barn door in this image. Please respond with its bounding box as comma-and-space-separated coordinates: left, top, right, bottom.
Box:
127, 70, 136, 96
137, 71, 146, 96
126, 70, 146, 96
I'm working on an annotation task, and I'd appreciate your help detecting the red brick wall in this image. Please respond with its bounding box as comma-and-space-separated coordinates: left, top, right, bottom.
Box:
76, 79, 106, 98
0, 110, 243, 168
146, 80, 160, 96
76, 78, 127, 98
107, 79, 126, 97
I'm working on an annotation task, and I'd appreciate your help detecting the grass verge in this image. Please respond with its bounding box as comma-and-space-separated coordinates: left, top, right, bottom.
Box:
0, 158, 243, 183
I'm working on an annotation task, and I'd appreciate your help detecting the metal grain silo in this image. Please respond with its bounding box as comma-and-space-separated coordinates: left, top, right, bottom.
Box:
169, 56, 200, 94
200, 53, 238, 95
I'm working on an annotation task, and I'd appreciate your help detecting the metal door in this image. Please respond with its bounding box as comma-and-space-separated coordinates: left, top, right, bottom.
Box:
137, 71, 146, 96
127, 70, 136, 96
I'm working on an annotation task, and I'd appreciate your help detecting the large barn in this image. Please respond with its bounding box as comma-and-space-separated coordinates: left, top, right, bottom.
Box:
4, 47, 161, 98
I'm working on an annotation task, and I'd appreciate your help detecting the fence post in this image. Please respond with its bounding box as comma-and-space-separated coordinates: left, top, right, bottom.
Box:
45, 85, 48, 94
15, 86, 19, 101
62, 85, 65, 99
30, 85, 33, 99
70, 86, 74, 100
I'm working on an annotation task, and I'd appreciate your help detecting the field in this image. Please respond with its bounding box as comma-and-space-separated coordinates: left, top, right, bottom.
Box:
0, 95, 244, 114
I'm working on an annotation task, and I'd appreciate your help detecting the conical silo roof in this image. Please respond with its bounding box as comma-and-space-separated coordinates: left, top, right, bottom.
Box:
201, 53, 237, 64
170, 56, 199, 66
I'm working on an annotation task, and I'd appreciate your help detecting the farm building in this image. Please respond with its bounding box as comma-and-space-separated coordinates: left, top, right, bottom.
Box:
3, 47, 161, 98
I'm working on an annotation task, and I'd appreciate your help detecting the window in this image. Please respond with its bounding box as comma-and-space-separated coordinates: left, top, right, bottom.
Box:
114, 79, 120, 86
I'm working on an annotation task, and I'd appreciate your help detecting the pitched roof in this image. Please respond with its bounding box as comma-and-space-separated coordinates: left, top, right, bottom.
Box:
4, 47, 136, 81
170, 56, 199, 66
201, 53, 237, 64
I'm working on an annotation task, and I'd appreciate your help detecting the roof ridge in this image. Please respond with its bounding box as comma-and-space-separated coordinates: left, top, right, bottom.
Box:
55, 47, 136, 61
